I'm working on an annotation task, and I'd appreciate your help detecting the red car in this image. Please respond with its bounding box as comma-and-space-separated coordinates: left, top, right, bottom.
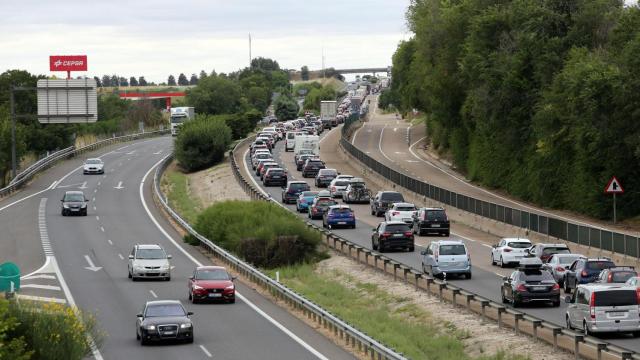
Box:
188, 266, 236, 304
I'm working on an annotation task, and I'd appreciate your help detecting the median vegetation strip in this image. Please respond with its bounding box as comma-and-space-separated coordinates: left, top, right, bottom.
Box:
161, 162, 202, 224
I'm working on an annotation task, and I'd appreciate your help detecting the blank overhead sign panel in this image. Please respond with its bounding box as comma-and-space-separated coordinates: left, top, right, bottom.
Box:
37, 78, 97, 123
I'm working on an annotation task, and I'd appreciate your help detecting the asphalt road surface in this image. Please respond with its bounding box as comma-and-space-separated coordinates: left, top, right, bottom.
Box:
243, 126, 640, 353
1, 136, 354, 360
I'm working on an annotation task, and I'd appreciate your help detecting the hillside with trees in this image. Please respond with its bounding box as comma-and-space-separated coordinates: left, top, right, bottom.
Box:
385, 0, 640, 220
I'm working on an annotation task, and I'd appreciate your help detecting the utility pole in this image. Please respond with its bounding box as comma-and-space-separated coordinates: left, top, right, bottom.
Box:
248, 33, 252, 68
10, 85, 17, 179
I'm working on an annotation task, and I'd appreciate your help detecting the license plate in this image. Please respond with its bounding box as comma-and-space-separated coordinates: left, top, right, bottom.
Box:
393, 234, 403, 237
431, 224, 440, 228
609, 311, 626, 317
272, 176, 281, 178
208, 293, 222, 298
338, 221, 347, 225
163, 331, 175, 335
71, 208, 79, 211
532, 286, 546, 291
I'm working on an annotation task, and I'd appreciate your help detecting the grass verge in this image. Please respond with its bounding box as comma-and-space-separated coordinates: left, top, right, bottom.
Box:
161, 162, 202, 224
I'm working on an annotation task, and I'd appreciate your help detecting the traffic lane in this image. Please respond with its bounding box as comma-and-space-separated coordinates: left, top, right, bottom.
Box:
262, 141, 640, 352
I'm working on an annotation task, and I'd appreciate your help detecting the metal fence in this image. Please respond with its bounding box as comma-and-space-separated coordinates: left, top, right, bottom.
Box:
339, 118, 639, 260
0, 130, 169, 199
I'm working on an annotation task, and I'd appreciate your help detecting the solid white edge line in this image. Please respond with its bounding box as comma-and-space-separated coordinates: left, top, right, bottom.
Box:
351, 124, 363, 145
242, 149, 269, 197
20, 256, 51, 279
139, 156, 330, 360
149, 290, 158, 298
378, 125, 394, 163
199, 345, 213, 358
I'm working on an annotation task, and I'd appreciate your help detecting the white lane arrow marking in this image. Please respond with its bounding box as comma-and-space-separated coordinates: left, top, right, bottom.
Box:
79, 181, 87, 189
153, 151, 162, 155
126, 150, 136, 155
83, 255, 102, 272
114, 181, 124, 190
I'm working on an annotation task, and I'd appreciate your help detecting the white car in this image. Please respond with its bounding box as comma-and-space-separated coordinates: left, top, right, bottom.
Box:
490, 238, 532, 268
83, 158, 104, 174
128, 244, 172, 281
329, 178, 352, 198
252, 153, 273, 169
384, 202, 417, 224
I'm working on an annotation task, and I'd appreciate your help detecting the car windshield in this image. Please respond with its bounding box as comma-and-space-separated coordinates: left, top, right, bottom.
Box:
385, 224, 410, 232
195, 269, 230, 280
521, 270, 555, 282
64, 194, 84, 202
381, 193, 404, 201
439, 244, 466, 255
557, 255, 582, 264
86, 159, 101, 164
586, 261, 615, 270
424, 210, 446, 221
145, 304, 185, 317
593, 290, 638, 306
507, 242, 531, 249
542, 247, 570, 255
610, 271, 636, 283
395, 206, 416, 211
136, 249, 165, 259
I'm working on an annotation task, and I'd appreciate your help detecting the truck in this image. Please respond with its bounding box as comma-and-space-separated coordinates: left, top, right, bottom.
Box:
294, 135, 320, 156
320, 101, 337, 127
170, 107, 195, 136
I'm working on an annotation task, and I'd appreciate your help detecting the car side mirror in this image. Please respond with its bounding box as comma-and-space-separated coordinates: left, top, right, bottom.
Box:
167, 255, 172, 259
85, 198, 89, 202
136, 313, 143, 318
492, 244, 497, 248
188, 276, 193, 280
60, 199, 64, 202
371, 228, 376, 232
564, 295, 572, 304
420, 250, 427, 256
128, 255, 134, 259
502, 276, 509, 282
565, 265, 570, 269
187, 312, 194, 316
232, 276, 237, 281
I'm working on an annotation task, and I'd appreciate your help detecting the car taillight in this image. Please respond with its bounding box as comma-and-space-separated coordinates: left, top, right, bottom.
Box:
552, 283, 560, 290
312, 207, 318, 213
382, 232, 392, 237
608, 273, 613, 282
636, 289, 640, 305
555, 266, 566, 272
581, 270, 588, 277
331, 186, 336, 192
516, 284, 527, 292
590, 293, 596, 319
503, 248, 512, 252
404, 231, 413, 237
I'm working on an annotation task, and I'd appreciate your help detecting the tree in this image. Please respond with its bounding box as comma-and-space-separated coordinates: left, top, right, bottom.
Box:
101, 75, 111, 87
175, 115, 232, 172
138, 76, 147, 86
303, 85, 336, 112
251, 57, 280, 71
119, 77, 128, 86
189, 73, 198, 85
186, 75, 244, 115
93, 76, 102, 87
274, 95, 299, 121
129, 76, 138, 86
110, 75, 119, 87
178, 73, 189, 86
98, 93, 130, 122
168, 75, 176, 86
301, 66, 309, 81
199, 70, 208, 80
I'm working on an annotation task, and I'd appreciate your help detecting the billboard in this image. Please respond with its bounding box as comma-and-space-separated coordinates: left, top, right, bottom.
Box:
37, 78, 97, 123
49, 55, 88, 72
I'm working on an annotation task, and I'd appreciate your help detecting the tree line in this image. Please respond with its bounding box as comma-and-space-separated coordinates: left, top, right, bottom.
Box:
384, 0, 640, 220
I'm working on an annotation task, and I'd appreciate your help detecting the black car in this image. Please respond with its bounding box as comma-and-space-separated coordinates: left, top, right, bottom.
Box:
136, 300, 194, 345
281, 181, 311, 204
263, 168, 287, 186
501, 259, 560, 307
308, 196, 338, 219
412, 207, 450, 236
296, 154, 316, 171
314, 168, 338, 187
370, 191, 405, 217
302, 159, 326, 178
371, 221, 415, 252
61, 191, 88, 216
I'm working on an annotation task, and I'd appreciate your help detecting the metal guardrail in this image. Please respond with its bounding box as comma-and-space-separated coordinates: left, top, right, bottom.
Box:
338, 116, 639, 261
226, 134, 640, 360
153, 143, 408, 360
0, 130, 169, 199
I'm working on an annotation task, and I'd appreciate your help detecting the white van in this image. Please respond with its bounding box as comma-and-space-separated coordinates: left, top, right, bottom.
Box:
285, 131, 303, 152
566, 284, 640, 336
294, 135, 320, 156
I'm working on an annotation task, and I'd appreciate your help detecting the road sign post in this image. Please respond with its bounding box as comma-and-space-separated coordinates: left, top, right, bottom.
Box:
604, 176, 624, 224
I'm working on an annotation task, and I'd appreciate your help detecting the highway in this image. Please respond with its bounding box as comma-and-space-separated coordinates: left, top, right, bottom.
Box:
0, 136, 354, 360
242, 125, 640, 353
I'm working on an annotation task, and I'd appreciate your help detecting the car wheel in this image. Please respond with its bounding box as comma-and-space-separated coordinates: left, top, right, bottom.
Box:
140, 334, 148, 346
408, 246, 414, 252
501, 290, 508, 304
136, 329, 140, 340
351, 224, 356, 229
512, 298, 520, 308
552, 299, 560, 307
165, 276, 171, 281
443, 231, 450, 237
632, 331, 640, 338
466, 272, 472, 280
83, 209, 87, 216
188, 291, 192, 300
370, 208, 375, 215
128, 270, 132, 279
61, 209, 66, 216
229, 298, 236, 304
499, 256, 506, 268
491, 253, 496, 266
583, 321, 591, 336
418, 229, 425, 236
379, 241, 385, 253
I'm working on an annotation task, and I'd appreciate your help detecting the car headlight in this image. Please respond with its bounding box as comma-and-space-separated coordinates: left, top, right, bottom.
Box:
161, 264, 170, 269
180, 323, 192, 329
63, 204, 70, 208
192, 284, 204, 290
134, 265, 144, 270
81, 203, 87, 208
225, 285, 235, 291
145, 325, 156, 330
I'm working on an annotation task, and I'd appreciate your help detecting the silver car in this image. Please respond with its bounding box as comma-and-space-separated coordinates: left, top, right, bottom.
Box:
421, 240, 471, 279
565, 284, 640, 336
128, 244, 172, 281
83, 158, 104, 174
541, 253, 584, 286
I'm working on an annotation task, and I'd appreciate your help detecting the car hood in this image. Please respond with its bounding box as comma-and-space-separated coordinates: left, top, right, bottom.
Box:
63, 201, 86, 207
84, 164, 103, 168
193, 280, 233, 289
142, 316, 191, 326
133, 259, 169, 267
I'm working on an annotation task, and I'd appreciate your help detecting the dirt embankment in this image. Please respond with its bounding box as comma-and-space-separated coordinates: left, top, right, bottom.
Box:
187, 157, 249, 207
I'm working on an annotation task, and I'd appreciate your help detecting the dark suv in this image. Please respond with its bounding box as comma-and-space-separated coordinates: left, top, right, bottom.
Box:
302, 159, 326, 178
281, 181, 311, 204
296, 154, 316, 171
314, 168, 338, 187
263, 168, 287, 187
526, 243, 571, 263
61, 191, 88, 216
412, 207, 450, 236
370, 191, 405, 217
371, 221, 414, 252
564, 258, 616, 293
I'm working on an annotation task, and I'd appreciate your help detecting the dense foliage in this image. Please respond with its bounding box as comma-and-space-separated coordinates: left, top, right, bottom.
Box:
302, 83, 337, 113
274, 94, 300, 121
194, 201, 324, 268
174, 115, 232, 172
389, 0, 640, 219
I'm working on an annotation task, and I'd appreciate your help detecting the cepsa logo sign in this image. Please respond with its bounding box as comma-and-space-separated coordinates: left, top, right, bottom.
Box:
49, 55, 88, 71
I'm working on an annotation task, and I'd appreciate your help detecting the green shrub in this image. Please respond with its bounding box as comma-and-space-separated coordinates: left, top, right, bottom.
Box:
194, 201, 324, 268
0, 299, 32, 360
175, 115, 232, 172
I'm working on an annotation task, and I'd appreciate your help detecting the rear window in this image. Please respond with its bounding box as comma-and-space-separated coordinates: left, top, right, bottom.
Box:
290, 183, 309, 190
319, 169, 337, 176
425, 210, 447, 221
332, 208, 353, 214
557, 255, 582, 264
611, 271, 636, 283
586, 261, 615, 270
350, 183, 365, 188
396, 206, 416, 211
385, 224, 410, 232
302, 191, 318, 197
521, 270, 555, 282
381, 192, 404, 201
335, 181, 349, 186
542, 247, 570, 255
317, 199, 337, 206
593, 290, 638, 306
507, 242, 531, 249
439, 244, 466, 256
268, 170, 284, 175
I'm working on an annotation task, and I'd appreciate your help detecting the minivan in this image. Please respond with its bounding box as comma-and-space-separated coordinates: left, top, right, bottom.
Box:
285, 131, 303, 152
421, 240, 471, 279
565, 284, 640, 336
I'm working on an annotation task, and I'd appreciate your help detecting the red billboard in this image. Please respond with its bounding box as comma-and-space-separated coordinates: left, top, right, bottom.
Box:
49, 55, 88, 72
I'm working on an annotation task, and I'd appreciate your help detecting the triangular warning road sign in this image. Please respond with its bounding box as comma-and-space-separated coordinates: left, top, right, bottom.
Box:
605, 176, 624, 194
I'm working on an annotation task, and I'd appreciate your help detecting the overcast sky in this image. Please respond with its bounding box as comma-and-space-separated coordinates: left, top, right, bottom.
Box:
0, 0, 410, 83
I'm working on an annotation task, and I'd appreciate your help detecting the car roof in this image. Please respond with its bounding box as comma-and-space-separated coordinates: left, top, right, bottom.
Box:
383, 220, 409, 225
391, 202, 415, 207
502, 238, 531, 242
288, 181, 308, 185
538, 243, 569, 247
418, 207, 444, 211
64, 190, 84, 195
136, 244, 163, 250
329, 205, 351, 209
146, 300, 182, 307
196, 265, 226, 271
584, 258, 615, 262
349, 177, 364, 182
433, 240, 465, 245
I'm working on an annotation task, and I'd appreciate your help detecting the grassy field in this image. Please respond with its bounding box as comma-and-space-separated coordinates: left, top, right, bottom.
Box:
161, 163, 202, 224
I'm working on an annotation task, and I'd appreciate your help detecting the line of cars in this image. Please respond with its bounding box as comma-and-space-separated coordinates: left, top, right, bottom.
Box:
60, 158, 106, 216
